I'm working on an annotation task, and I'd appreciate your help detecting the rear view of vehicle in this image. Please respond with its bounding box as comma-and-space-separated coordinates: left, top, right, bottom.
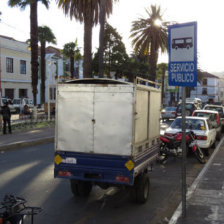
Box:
203, 104, 224, 132
165, 117, 216, 156
54, 78, 161, 203
192, 110, 221, 140
161, 106, 177, 121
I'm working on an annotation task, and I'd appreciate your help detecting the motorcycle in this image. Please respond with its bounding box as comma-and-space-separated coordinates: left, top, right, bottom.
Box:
159, 131, 206, 164
0, 195, 42, 224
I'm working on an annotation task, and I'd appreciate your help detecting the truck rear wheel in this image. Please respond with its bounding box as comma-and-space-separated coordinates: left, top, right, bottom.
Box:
130, 173, 150, 204
70, 180, 92, 197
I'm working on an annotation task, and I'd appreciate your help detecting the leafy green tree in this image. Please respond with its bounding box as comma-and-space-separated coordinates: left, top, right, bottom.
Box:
93, 23, 128, 78
8, 0, 50, 105
63, 40, 79, 79
38, 25, 56, 104
130, 5, 168, 82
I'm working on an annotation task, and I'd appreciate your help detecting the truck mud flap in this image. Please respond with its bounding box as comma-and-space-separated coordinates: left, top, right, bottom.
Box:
54, 151, 134, 185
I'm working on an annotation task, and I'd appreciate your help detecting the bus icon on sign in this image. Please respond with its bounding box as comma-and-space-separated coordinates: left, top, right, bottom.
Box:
172, 37, 193, 50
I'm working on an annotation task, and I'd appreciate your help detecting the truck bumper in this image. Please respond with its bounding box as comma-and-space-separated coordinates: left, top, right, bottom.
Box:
54, 151, 135, 185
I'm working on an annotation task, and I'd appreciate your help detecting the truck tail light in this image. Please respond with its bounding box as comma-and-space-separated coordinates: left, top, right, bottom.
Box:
115, 176, 130, 183
0, 218, 3, 224
217, 115, 220, 124
58, 171, 72, 177
197, 135, 207, 140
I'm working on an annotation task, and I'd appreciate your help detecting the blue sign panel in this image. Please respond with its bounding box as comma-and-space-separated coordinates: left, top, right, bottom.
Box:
168, 22, 197, 87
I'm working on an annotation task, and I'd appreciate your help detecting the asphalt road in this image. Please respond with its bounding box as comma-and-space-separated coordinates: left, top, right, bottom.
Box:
0, 142, 207, 224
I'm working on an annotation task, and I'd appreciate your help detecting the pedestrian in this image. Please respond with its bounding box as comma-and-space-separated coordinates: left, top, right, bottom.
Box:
1, 102, 11, 134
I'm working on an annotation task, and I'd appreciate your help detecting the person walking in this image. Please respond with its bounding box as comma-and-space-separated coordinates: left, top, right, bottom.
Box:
1, 102, 11, 134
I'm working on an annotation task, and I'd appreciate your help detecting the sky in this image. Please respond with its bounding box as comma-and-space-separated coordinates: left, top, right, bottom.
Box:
1, 0, 224, 73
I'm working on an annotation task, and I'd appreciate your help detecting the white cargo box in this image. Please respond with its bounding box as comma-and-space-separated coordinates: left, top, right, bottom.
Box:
55, 78, 161, 158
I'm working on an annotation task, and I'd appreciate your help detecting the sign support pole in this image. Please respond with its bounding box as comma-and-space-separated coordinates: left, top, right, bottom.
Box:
181, 87, 187, 219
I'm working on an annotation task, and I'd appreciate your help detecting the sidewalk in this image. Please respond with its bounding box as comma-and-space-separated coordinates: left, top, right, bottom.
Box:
169, 138, 224, 224
0, 127, 54, 151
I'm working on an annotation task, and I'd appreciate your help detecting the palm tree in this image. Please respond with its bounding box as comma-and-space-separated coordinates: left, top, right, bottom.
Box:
130, 5, 168, 82
8, 0, 50, 105
98, 0, 118, 78
57, 0, 99, 78
38, 26, 56, 104
63, 41, 78, 79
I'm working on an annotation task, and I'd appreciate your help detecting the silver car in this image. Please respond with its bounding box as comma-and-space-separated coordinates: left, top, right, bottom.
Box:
161, 107, 177, 121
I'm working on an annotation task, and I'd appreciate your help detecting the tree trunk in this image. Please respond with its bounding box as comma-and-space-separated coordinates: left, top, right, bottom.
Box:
98, 0, 106, 78
83, 11, 93, 78
30, 1, 38, 105
149, 41, 158, 82
70, 53, 74, 79
41, 40, 46, 104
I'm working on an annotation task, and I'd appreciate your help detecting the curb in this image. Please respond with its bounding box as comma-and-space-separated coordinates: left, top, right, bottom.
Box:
0, 137, 54, 152
168, 137, 224, 224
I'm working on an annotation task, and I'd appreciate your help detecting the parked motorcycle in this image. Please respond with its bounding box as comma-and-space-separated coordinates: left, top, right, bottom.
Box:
159, 131, 206, 164
0, 195, 42, 224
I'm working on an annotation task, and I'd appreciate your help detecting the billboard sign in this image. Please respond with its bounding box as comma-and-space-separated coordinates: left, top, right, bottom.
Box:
168, 22, 197, 87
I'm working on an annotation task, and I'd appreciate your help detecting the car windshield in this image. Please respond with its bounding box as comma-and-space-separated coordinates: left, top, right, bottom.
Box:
204, 106, 223, 114
177, 103, 194, 112
171, 118, 206, 130
2, 99, 7, 104
194, 112, 212, 119
13, 99, 21, 104
165, 107, 176, 111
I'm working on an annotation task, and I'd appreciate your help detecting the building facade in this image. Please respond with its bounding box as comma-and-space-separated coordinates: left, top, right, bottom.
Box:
0, 35, 32, 100
163, 72, 224, 106
191, 72, 224, 104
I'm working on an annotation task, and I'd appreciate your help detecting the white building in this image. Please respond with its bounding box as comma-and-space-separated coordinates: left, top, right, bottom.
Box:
190, 72, 224, 104
163, 71, 224, 105
37, 46, 83, 105
0, 35, 32, 100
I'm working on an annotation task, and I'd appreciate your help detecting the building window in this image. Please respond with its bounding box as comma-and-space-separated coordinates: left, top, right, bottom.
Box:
20, 60, 26, 74
202, 79, 207, 86
202, 88, 207, 95
5, 89, 14, 100
19, 89, 27, 98
6, 57, 13, 73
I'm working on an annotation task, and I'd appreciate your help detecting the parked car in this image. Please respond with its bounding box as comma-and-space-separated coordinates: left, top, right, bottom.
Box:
12, 98, 32, 114
176, 102, 201, 116
164, 116, 216, 155
203, 104, 224, 131
161, 107, 177, 121
192, 110, 221, 140
0, 97, 16, 114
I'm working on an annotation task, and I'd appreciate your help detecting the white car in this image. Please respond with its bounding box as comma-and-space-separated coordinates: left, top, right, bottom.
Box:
203, 104, 224, 130
192, 110, 222, 141
164, 116, 216, 155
